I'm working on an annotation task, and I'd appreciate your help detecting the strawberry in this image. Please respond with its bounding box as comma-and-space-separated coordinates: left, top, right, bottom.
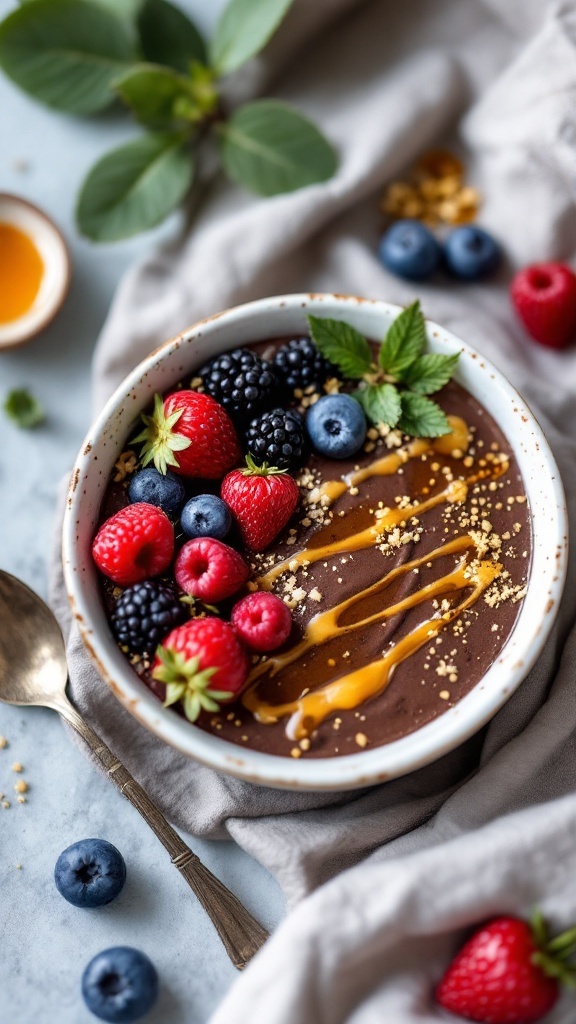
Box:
152, 617, 249, 722
92, 503, 174, 586
175, 537, 250, 604
435, 913, 576, 1023
511, 262, 576, 349
221, 455, 300, 552
134, 391, 241, 479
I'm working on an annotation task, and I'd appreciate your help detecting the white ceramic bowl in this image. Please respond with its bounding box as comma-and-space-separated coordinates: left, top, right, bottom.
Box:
63, 294, 568, 791
0, 193, 70, 349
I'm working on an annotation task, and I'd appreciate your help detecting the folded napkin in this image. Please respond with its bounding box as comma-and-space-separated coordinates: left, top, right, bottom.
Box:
50, 0, 576, 1019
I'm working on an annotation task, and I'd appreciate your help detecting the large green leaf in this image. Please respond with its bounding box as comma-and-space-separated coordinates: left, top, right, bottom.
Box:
219, 100, 337, 197
137, 0, 206, 73
0, 0, 137, 114
76, 133, 194, 241
114, 63, 194, 129
210, 0, 294, 74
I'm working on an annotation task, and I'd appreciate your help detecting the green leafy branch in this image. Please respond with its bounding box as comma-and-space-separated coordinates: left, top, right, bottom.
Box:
308, 301, 460, 438
0, 0, 338, 241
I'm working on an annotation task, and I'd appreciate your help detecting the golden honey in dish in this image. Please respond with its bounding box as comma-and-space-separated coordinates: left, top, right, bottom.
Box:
0, 223, 44, 324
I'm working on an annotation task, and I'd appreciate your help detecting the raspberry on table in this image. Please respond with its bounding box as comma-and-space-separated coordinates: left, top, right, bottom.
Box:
272, 337, 336, 391
245, 407, 306, 470
92, 503, 174, 587
111, 580, 187, 655
232, 592, 292, 652
175, 537, 250, 604
199, 348, 278, 423
511, 261, 576, 349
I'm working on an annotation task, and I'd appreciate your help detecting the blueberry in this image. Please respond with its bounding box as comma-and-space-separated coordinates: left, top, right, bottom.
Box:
54, 838, 126, 909
306, 394, 366, 459
128, 468, 186, 517
443, 225, 501, 280
82, 947, 159, 1023
378, 219, 441, 281
180, 494, 232, 540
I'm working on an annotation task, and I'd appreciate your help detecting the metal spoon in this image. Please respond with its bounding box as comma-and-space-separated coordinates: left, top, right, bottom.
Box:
0, 570, 268, 969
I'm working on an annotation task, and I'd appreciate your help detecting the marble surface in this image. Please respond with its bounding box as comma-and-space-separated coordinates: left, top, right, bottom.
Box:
0, 3, 285, 1021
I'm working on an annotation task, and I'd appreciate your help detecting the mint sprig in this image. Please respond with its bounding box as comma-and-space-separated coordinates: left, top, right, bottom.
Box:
308, 301, 460, 439
3, 388, 45, 429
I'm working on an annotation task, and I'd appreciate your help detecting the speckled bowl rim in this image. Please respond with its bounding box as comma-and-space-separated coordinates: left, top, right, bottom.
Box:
63, 294, 568, 791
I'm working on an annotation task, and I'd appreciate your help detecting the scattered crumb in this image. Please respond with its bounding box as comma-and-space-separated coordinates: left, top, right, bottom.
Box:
355, 733, 368, 748
11, 763, 23, 773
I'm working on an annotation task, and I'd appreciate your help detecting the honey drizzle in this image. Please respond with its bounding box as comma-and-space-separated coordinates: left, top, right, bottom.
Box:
257, 478, 468, 589
247, 536, 474, 683
243, 558, 501, 738
243, 414, 511, 740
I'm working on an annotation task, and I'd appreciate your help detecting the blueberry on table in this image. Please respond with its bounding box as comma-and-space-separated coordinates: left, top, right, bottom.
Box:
180, 493, 233, 540
378, 219, 441, 281
54, 838, 126, 908
443, 225, 501, 280
306, 394, 366, 459
128, 468, 186, 517
82, 947, 159, 1023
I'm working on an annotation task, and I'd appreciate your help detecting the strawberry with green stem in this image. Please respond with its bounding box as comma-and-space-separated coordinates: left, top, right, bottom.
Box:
221, 454, 300, 551
152, 618, 249, 722
436, 911, 576, 1023
134, 390, 241, 479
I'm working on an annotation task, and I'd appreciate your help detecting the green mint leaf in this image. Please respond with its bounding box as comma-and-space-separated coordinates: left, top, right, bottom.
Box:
4, 389, 45, 429
379, 301, 426, 378
399, 392, 450, 438
114, 63, 198, 130
90, 0, 143, 21
402, 352, 460, 396
76, 133, 194, 241
210, 0, 294, 75
354, 384, 401, 428
137, 0, 206, 73
0, 0, 137, 114
218, 99, 337, 197
308, 315, 372, 379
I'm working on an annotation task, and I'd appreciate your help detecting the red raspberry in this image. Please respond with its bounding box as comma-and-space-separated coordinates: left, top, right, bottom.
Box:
152, 617, 249, 721
134, 390, 241, 479
175, 537, 250, 604
511, 261, 576, 349
92, 503, 174, 587
436, 916, 562, 1024
231, 592, 292, 652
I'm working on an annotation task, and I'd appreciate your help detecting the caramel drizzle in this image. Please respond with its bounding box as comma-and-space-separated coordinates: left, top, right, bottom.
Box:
243, 557, 500, 739
242, 415, 510, 739
256, 478, 469, 589
247, 536, 474, 684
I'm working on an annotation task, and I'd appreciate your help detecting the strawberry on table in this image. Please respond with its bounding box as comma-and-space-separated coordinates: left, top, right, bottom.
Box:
134, 391, 241, 479
152, 618, 250, 722
92, 503, 174, 587
511, 262, 576, 349
435, 912, 576, 1023
221, 455, 300, 552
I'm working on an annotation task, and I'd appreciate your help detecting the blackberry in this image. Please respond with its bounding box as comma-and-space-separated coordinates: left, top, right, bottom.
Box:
245, 408, 306, 470
111, 580, 187, 655
199, 348, 278, 423
272, 336, 335, 391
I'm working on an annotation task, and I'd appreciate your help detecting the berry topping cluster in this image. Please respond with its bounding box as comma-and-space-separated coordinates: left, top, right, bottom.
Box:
92, 308, 460, 730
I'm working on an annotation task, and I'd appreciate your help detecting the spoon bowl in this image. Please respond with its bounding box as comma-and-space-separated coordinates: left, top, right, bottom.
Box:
0, 571, 68, 708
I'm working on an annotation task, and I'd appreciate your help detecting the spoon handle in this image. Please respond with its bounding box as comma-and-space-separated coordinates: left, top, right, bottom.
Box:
54, 697, 268, 969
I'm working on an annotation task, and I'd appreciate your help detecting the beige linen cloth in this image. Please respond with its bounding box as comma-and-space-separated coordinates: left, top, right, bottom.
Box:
50, 1, 576, 1019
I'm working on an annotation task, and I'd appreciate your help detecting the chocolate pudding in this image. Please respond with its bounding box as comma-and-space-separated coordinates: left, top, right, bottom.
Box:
99, 339, 531, 760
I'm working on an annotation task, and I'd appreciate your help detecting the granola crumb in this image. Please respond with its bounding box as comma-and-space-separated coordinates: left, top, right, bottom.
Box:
14, 780, 28, 794
11, 762, 23, 773
290, 747, 302, 759
439, 690, 451, 700
0, 737, 7, 749
355, 733, 368, 748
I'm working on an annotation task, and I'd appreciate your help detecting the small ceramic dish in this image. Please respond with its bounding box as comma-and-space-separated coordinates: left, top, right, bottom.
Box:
0, 193, 70, 349
63, 294, 568, 791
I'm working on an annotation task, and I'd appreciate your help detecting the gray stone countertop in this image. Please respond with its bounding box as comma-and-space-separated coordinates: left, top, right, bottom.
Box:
0, 2, 285, 1021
